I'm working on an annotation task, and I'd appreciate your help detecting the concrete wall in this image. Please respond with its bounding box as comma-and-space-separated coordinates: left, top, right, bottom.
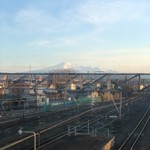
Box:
100, 137, 115, 150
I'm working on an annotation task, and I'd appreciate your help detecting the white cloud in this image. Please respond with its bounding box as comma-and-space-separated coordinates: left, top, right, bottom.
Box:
29, 39, 51, 47
15, 7, 57, 32
76, 0, 150, 25
1, 0, 150, 33
28, 37, 79, 48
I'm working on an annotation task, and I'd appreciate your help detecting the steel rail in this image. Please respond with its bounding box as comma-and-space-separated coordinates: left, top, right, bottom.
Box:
0, 95, 142, 150
130, 116, 150, 150
118, 105, 150, 150
0, 104, 112, 149
32, 108, 117, 150
29, 98, 141, 150
37, 96, 139, 150
0, 134, 34, 150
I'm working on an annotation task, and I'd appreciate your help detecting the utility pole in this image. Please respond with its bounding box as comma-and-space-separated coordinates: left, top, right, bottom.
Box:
119, 90, 122, 119
34, 75, 37, 110
138, 75, 141, 91
29, 64, 32, 87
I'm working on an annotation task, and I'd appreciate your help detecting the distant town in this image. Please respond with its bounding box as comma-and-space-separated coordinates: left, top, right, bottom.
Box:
0, 65, 149, 111
0, 66, 150, 150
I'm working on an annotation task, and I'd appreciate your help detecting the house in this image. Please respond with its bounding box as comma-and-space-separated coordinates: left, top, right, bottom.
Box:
9, 82, 30, 95
67, 83, 76, 91
0, 84, 4, 97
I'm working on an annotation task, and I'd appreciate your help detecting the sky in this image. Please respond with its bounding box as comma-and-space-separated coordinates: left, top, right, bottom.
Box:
0, 0, 150, 73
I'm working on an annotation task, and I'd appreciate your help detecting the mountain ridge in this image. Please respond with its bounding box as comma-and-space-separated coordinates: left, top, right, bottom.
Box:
32, 62, 118, 73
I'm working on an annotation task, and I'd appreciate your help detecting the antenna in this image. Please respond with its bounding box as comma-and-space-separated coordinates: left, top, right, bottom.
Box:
29, 64, 32, 87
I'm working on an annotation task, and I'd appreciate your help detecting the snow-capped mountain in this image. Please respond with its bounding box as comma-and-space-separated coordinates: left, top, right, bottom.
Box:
33, 62, 117, 73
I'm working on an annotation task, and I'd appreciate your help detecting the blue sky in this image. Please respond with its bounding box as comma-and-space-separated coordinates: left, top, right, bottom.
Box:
0, 0, 150, 72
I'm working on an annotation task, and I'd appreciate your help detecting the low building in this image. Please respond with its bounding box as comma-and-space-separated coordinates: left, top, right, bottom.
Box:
9, 82, 30, 95
0, 84, 4, 97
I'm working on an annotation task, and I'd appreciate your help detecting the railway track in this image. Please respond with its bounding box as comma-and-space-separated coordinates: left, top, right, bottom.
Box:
0, 94, 143, 150
27, 108, 117, 150
35, 94, 144, 150
0, 103, 114, 150
118, 105, 150, 150
0, 93, 141, 130
36, 96, 143, 150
